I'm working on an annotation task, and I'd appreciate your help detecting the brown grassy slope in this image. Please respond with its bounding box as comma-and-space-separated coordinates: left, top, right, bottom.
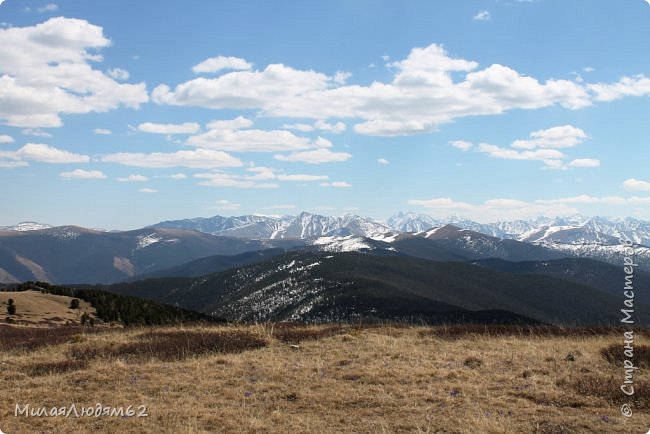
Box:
0, 324, 649, 433
0, 290, 96, 326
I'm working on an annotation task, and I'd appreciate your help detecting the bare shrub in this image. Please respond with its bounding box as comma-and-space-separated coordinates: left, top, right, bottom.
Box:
601, 344, 650, 368
23, 359, 88, 376
271, 323, 346, 343
70, 329, 267, 362
0, 325, 102, 351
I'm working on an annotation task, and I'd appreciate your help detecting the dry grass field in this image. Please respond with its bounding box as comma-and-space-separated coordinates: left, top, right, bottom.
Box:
0, 323, 649, 433
0, 290, 96, 326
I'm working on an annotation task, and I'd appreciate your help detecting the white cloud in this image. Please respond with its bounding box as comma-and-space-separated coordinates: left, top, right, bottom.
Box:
478, 143, 565, 162
117, 174, 148, 182
107, 68, 130, 80
583, 66, 595, 73
168, 173, 187, 180
622, 178, 650, 191
102, 149, 242, 169
0, 17, 148, 128
282, 123, 314, 132
0, 134, 14, 143
211, 199, 241, 211
450, 140, 473, 151
226, 44, 587, 136
187, 127, 312, 152
377, 158, 389, 165
151, 43, 599, 136
194, 172, 279, 189
22, 128, 52, 138
568, 158, 600, 167
314, 120, 346, 133
153, 63, 329, 110
206, 116, 253, 130
473, 10, 491, 21
138, 188, 157, 193
93, 128, 112, 135
0, 143, 89, 164
588, 75, 650, 101
511, 125, 588, 149
277, 174, 328, 182
192, 56, 252, 74
137, 122, 200, 135
461, 125, 596, 169
274, 148, 351, 164
333, 71, 352, 85
283, 120, 345, 134
36, 4, 58, 13
59, 169, 105, 179
320, 181, 351, 188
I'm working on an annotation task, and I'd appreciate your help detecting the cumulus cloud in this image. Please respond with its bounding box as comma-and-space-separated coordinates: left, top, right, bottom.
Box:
511, 125, 588, 149
455, 125, 597, 169
478, 143, 565, 162
192, 56, 252, 74
0, 143, 89, 164
117, 174, 148, 182
377, 158, 389, 165
187, 127, 312, 152
450, 140, 472, 151
473, 10, 491, 21
568, 158, 600, 167
107, 67, 130, 80
138, 188, 157, 193
59, 169, 105, 179
152, 63, 329, 110
153, 43, 609, 136
206, 116, 253, 130
137, 122, 200, 135
0, 134, 14, 143
274, 148, 352, 164
588, 75, 650, 101
622, 178, 650, 191
0, 17, 148, 128
93, 128, 112, 135
314, 120, 346, 133
102, 149, 242, 169
168, 173, 187, 180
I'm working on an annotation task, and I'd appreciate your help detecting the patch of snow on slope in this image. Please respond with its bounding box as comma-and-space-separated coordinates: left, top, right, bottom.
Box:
136, 233, 162, 250
312, 235, 372, 252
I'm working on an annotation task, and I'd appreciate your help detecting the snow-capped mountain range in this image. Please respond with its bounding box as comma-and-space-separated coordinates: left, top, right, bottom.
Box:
5, 212, 650, 248
152, 211, 393, 240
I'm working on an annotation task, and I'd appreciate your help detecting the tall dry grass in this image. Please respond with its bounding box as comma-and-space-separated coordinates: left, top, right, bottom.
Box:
0, 323, 648, 433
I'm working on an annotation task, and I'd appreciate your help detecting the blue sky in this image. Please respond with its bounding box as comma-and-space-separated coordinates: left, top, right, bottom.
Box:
1, 0, 649, 229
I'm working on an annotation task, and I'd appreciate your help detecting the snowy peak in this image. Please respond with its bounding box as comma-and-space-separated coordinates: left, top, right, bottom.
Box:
0, 221, 53, 232
152, 212, 391, 240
